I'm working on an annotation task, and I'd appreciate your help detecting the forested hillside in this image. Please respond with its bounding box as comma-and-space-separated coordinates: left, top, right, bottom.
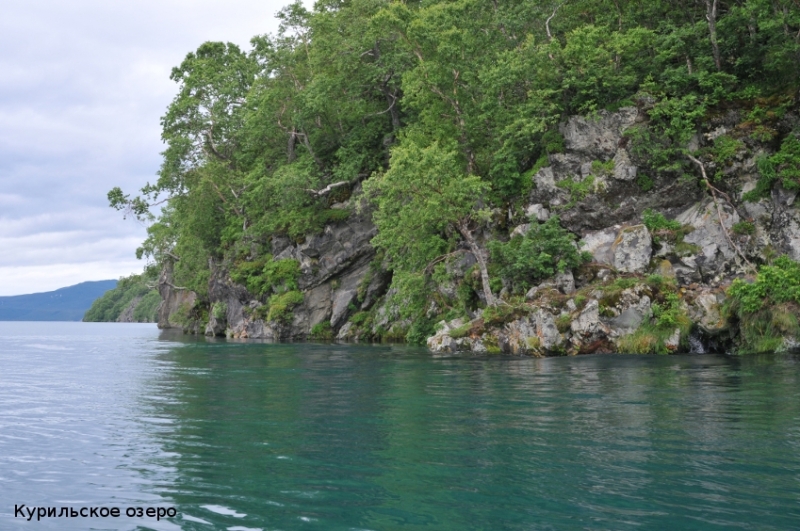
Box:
110, 0, 800, 353
83, 272, 160, 323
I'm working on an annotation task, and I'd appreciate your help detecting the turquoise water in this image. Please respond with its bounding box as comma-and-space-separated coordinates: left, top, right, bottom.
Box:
1, 322, 799, 530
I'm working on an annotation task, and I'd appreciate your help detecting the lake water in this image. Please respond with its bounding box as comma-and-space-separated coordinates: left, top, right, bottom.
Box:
1, 322, 799, 530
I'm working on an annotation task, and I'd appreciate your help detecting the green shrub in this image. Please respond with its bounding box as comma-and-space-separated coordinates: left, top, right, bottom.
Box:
726, 256, 800, 353
642, 209, 681, 232
597, 277, 640, 308
617, 326, 663, 354
316, 208, 351, 225
541, 129, 565, 154
743, 135, 800, 202
646, 274, 667, 290
732, 221, 756, 235
310, 322, 334, 340
708, 135, 745, 179
609, 277, 639, 290
591, 159, 615, 176
449, 322, 472, 339
83, 271, 158, 322
625, 93, 707, 173
405, 318, 435, 345
262, 258, 301, 292
170, 301, 194, 328
212, 301, 228, 320
599, 304, 616, 317
556, 174, 596, 203
489, 216, 591, 293
732, 305, 798, 354
556, 314, 572, 333
349, 312, 370, 326
636, 173, 655, 192
230, 256, 300, 297
728, 256, 800, 314
617, 284, 690, 354
652, 292, 689, 331
266, 290, 304, 323
482, 304, 522, 326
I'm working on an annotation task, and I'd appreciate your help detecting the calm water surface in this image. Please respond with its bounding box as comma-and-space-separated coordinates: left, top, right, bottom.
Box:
1, 322, 799, 530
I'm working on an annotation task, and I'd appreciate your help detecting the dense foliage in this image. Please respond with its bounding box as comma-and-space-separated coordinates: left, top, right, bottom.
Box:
110, 0, 800, 333
488, 216, 591, 293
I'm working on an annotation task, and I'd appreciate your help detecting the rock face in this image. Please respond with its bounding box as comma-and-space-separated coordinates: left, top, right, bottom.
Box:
529, 108, 702, 235
611, 225, 652, 273
237, 215, 376, 340
160, 208, 384, 340
676, 199, 741, 280
559, 108, 638, 158
157, 262, 198, 330
579, 224, 652, 273
686, 289, 728, 335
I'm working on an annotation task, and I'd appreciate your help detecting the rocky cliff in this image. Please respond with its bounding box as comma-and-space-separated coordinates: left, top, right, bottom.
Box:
158, 206, 392, 340
158, 104, 800, 355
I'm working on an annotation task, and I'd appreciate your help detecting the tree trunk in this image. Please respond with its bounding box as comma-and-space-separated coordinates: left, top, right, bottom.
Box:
380, 86, 401, 132
288, 128, 297, 162
705, 0, 722, 71
457, 220, 495, 306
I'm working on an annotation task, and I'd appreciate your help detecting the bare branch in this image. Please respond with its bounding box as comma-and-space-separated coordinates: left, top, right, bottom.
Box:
305, 181, 349, 198
368, 98, 397, 116
163, 281, 189, 291
425, 249, 466, 274
546, 1, 566, 41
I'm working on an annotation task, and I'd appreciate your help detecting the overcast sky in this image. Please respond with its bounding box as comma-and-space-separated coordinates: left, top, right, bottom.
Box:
0, 0, 300, 296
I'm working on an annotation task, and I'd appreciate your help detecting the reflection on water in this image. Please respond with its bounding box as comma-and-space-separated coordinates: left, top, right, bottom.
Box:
1, 323, 800, 530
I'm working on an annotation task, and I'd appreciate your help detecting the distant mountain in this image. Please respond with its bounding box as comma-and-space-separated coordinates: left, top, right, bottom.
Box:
0, 280, 118, 321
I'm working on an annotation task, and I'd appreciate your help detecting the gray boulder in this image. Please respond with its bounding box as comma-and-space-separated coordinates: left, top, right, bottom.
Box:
611, 225, 652, 273
612, 148, 638, 181
580, 226, 621, 265
560, 107, 638, 158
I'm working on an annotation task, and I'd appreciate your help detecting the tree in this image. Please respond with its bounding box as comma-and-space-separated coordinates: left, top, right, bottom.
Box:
110, 40, 257, 232
363, 139, 495, 305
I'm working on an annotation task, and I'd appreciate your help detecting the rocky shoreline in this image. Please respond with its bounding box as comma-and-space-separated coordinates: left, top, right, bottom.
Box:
157, 106, 800, 355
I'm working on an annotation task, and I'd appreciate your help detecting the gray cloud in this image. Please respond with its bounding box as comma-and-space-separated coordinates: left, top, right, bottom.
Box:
0, 0, 293, 295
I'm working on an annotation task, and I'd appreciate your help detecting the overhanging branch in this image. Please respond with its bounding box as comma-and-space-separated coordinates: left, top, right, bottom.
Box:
305, 181, 349, 198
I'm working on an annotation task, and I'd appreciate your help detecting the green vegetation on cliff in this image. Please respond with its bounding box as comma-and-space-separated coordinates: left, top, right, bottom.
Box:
727, 257, 800, 353
110, 0, 800, 345
83, 271, 160, 323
